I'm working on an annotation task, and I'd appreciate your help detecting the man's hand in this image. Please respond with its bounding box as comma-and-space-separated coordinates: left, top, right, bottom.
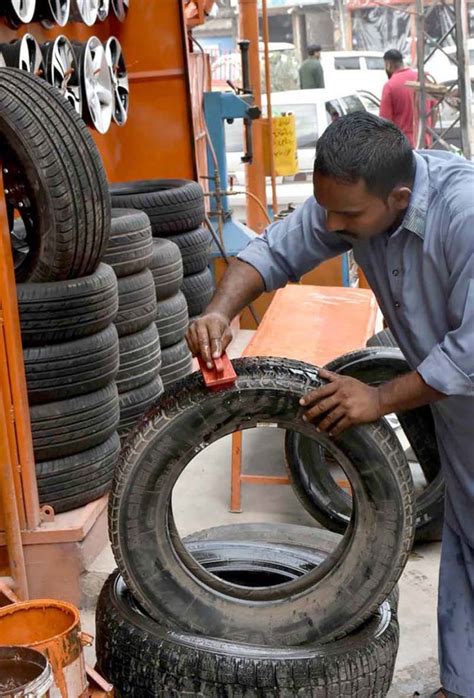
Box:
186, 312, 233, 368
300, 367, 382, 437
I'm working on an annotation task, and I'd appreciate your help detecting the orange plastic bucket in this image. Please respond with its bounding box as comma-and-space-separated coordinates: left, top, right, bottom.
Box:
0, 600, 88, 698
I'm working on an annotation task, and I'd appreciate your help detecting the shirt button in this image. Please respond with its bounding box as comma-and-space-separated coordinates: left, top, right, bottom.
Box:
392, 269, 400, 276
394, 301, 400, 308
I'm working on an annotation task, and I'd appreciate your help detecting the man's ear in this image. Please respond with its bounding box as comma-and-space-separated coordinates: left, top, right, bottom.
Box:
388, 186, 411, 211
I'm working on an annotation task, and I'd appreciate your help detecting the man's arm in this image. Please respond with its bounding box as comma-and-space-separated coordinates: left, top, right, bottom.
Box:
186, 259, 264, 367
300, 367, 445, 437
186, 197, 351, 364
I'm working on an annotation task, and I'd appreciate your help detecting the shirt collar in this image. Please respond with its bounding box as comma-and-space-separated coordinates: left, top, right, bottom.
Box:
401, 151, 429, 239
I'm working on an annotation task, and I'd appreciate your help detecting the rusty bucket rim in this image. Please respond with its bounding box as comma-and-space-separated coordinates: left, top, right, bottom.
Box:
0, 599, 80, 647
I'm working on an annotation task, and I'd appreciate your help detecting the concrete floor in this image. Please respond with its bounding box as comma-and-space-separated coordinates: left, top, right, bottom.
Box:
81, 331, 441, 696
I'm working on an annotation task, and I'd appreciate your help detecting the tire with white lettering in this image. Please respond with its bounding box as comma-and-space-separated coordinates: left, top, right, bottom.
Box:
96, 564, 399, 697
110, 357, 415, 645
285, 347, 444, 544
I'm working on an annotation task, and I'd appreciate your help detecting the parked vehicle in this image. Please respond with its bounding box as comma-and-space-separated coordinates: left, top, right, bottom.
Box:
320, 51, 387, 99
211, 42, 299, 92
226, 88, 367, 181
425, 38, 474, 84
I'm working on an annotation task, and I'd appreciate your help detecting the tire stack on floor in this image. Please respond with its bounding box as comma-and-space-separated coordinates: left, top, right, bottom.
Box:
102, 209, 163, 441
96, 357, 414, 695
3, 69, 120, 514
110, 179, 215, 387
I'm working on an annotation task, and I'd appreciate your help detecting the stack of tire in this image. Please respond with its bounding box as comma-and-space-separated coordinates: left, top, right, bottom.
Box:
102, 209, 164, 440
96, 356, 414, 695
2, 69, 120, 514
109, 179, 215, 387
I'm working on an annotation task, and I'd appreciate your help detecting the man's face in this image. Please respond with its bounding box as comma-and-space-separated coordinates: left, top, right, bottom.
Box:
313, 173, 411, 242
314, 51, 321, 60
384, 60, 394, 78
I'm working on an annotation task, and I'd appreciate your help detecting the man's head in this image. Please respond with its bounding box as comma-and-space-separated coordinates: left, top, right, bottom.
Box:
308, 44, 322, 60
313, 111, 415, 242
383, 48, 404, 78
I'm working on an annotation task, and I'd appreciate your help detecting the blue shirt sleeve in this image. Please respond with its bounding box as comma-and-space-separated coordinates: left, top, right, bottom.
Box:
417, 208, 474, 396
237, 197, 351, 291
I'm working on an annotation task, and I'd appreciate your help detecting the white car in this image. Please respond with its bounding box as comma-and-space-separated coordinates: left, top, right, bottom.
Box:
425, 38, 474, 84
319, 51, 388, 100
226, 88, 367, 182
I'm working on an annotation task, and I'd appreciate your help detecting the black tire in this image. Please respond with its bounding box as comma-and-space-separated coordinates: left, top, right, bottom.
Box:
367, 329, 398, 347
155, 292, 189, 349
285, 347, 444, 544
36, 433, 120, 514
102, 210, 153, 278
181, 267, 215, 317
24, 325, 119, 405
115, 269, 157, 337
96, 567, 398, 697
160, 338, 193, 387
117, 324, 161, 394
110, 179, 205, 235
118, 376, 165, 439
30, 383, 120, 461
17, 264, 118, 347
162, 226, 212, 275
109, 357, 415, 645
0, 68, 110, 283
183, 522, 400, 612
149, 238, 183, 301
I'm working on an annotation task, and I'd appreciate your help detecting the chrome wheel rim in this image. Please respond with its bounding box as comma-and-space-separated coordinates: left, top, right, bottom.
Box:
97, 0, 109, 20
10, 0, 36, 23
43, 0, 70, 25
81, 37, 113, 133
111, 0, 128, 21
105, 37, 129, 126
44, 36, 82, 116
70, 0, 98, 25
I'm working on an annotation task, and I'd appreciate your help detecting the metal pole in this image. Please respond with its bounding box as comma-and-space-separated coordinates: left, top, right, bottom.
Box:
239, 0, 268, 233
415, 0, 427, 148
261, 0, 278, 218
454, 0, 472, 158
0, 361, 29, 600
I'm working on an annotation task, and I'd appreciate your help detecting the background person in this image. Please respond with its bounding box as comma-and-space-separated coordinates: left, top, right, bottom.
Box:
299, 44, 325, 90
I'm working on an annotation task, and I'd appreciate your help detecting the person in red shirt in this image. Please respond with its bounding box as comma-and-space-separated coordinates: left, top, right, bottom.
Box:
379, 48, 432, 147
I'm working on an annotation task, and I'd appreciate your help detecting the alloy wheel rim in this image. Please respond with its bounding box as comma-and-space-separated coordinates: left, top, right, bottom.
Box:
81, 37, 113, 133
44, 36, 82, 116
105, 37, 129, 126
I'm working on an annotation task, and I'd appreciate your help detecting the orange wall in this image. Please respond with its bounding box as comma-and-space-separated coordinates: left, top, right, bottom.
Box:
0, 2, 199, 182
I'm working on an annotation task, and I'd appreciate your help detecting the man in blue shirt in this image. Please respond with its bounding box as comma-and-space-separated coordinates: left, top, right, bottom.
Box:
187, 112, 474, 697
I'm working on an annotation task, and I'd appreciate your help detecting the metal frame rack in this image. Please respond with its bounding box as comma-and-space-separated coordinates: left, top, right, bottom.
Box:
415, 0, 472, 156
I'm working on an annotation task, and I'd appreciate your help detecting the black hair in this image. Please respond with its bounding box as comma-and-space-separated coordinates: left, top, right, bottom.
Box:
308, 44, 322, 56
314, 112, 415, 199
383, 48, 403, 63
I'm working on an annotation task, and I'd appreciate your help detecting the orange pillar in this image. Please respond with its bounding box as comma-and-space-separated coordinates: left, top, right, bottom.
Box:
238, 0, 268, 234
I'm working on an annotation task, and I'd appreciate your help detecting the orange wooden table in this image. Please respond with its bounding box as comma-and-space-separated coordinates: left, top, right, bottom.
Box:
230, 284, 378, 512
